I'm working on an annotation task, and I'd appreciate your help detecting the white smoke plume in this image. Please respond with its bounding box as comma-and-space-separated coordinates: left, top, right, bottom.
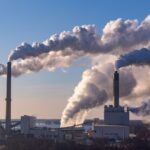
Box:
116, 48, 150, 69
8, 15, 150, 62
101, 16, 150, 52
0, 16, 150, 76
60, 66, 108, 127
8, 25, 101, 61
0, 50, 84, 77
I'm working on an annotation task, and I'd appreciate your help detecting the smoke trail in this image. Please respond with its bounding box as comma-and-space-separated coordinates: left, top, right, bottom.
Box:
129, 99, 150, 116
8, 25, 101, 61
0, 50, 84, 77
116, 48, 150, 69
9, 15, 150, 62
0, 15, 150, 76
61, 56, 137, 127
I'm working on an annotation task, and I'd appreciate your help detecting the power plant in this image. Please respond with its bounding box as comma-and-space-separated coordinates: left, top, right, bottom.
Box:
18, 70, 130, 141
0, 62, 141, 142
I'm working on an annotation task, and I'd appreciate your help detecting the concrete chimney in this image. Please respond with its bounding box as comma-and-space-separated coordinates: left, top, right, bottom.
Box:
5, 61, 11, 136
113, 71, 119, 107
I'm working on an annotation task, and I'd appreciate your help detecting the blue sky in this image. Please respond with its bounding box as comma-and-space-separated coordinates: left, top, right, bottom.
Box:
0, 0, 150, 119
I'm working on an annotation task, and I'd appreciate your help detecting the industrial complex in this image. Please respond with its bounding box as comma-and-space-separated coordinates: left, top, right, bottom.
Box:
0, 61, 142, 143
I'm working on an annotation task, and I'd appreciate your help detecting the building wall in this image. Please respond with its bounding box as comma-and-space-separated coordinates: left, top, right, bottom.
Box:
104, 105, 129, 126
92, 105, 130, 140
93, 125, 129, 140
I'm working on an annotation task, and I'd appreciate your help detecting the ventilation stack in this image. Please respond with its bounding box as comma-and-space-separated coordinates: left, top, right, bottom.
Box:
113, 70, 119, 107
5, 61, 12, 136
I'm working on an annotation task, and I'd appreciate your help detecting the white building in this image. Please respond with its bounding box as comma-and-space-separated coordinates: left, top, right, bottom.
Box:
21, 115, 36, 134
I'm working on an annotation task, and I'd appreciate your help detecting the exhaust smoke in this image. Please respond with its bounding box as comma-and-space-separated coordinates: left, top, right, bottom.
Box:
129, 99, 150, 116
116, 48, 150, 69
0, 16, 150, 126
1, 16, 150, 76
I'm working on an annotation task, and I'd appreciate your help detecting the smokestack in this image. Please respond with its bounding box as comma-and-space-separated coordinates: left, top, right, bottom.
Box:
5, 61, 11, 136
113, 70, 119, 107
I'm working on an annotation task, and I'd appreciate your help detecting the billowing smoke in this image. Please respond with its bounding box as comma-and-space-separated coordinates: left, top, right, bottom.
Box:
119, 69, 137, 97
116, 48, 150, 69
0, 15, 149, 76
61, 56, 137, 127
1, 15, 150, 126
0, 50, 84, 77
9, 25, 101, 61
60, 66, 108, 127
9, 15, 150, 62
130, 99, 150, 116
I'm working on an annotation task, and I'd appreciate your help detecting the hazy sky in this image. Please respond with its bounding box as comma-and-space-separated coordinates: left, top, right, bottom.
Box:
0, 0, 150, 119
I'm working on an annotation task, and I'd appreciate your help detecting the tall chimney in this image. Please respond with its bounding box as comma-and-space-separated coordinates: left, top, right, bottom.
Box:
5, 61, 11, 136
113, 70, 119, 107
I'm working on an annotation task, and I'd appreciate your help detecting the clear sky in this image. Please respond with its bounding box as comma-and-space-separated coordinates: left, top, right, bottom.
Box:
0, 0, 150, 119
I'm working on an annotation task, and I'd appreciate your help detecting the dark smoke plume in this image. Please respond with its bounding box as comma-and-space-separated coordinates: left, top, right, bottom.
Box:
116, 48, 150, 69
130, 99, 150, 116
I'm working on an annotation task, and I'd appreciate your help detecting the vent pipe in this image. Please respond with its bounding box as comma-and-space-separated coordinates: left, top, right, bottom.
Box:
5, 61, 11, 136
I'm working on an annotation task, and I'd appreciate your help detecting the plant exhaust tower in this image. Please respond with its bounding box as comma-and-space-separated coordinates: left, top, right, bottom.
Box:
5, 61, 12, 136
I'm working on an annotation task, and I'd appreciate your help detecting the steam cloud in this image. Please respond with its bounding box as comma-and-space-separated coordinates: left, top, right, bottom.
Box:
1, 50, 83, 77
0, 15, 150, 76
1, 15, 150, 126
8, 15, 150, 62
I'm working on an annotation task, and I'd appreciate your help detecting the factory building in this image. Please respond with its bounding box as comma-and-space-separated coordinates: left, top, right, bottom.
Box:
20, 115, 84, 141
93, 71, 129, 140
21, 115, 36, 134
